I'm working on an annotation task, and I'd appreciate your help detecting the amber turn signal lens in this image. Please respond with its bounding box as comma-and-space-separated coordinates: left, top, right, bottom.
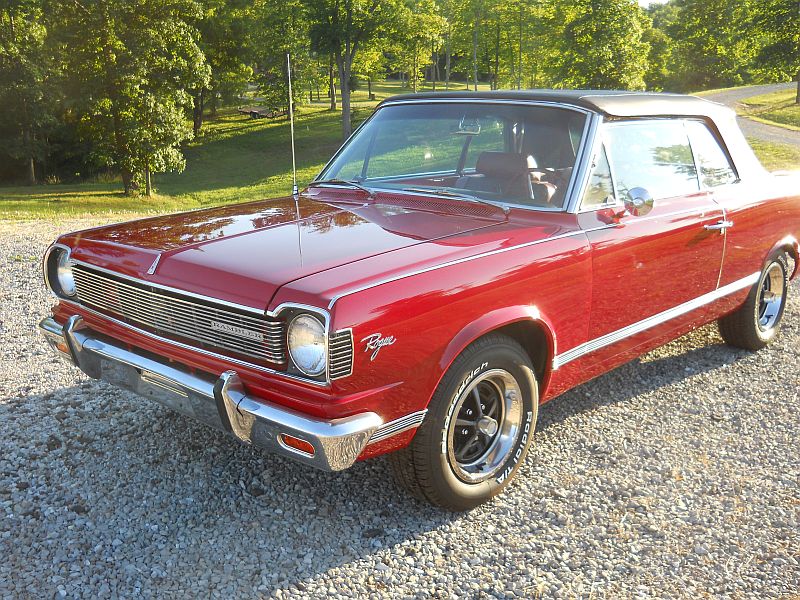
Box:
279, 434, 315, 456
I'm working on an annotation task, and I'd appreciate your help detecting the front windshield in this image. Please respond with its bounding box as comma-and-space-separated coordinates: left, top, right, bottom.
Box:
318, 102, 588, 210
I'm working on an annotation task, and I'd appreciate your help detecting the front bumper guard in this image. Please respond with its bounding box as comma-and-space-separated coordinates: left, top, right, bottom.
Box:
39, 316, 382, 471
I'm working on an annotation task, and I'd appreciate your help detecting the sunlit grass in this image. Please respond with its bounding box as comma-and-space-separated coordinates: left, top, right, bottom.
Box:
740, 88, 800, 131
748, 138, 800, 172
0, 79, 496, 220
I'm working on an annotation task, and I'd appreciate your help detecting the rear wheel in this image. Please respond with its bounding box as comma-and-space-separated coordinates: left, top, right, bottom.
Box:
390, 334, 538, 511
719, 253, 789, 350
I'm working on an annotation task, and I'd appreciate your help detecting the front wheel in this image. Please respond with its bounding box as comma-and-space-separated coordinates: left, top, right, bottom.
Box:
390, 334, 538, 511
719, 253, 790, 351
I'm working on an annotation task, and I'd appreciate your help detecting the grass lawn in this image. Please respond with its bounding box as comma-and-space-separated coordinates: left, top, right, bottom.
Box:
0, 80, 492, 220
740, 88, 800, 131
748, 138, 800, 171
0, 80, 796, 219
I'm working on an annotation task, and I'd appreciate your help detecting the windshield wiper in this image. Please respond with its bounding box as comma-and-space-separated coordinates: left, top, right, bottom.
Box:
403, 186, 510, 215
308, 179, 374, 200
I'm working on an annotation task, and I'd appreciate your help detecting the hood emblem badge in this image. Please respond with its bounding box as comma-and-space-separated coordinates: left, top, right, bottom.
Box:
361, 333, 396, 361
146, 254, 161, 275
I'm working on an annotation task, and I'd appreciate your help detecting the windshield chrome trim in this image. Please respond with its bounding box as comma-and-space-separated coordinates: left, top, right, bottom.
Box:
315, 99, 599, 215
566, 113, 603, 213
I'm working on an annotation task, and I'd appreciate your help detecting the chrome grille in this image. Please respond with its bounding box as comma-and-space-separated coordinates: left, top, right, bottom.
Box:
72, 265, 285, 364
328, 329, 354, 380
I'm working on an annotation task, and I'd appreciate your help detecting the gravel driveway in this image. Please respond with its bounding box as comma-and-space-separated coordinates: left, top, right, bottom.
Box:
1, 220, 799, 599
702, 82, 800, 147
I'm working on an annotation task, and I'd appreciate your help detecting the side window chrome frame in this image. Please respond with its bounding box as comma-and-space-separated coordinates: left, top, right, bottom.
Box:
685, 118, 741, 190
575, 116, 625, 213
580, 117, 704, 209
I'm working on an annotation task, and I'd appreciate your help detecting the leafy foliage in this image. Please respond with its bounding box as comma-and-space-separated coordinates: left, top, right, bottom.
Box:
0, 0, 797, 192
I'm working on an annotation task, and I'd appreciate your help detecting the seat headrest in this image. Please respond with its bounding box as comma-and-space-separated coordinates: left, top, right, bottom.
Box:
475, 152, 537, 176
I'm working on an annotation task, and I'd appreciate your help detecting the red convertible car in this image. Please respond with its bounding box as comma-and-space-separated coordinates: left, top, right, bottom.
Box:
40, 91, 799, 510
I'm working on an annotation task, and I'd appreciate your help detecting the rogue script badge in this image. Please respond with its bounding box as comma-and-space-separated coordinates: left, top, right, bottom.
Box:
361, 333, 396, 361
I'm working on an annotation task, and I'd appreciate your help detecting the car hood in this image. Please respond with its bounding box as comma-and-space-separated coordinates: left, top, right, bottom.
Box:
61, 188, 508, 310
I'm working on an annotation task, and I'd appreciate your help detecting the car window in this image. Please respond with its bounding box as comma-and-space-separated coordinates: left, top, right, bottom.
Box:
464, 118, 505, 170
362, 114, 506, 179
605, 120, 699, 200
581, 144, 615, 208
320, 103, 589, 210
686, 120, 738, 187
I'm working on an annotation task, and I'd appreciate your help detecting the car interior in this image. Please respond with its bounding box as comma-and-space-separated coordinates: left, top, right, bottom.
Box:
323, 103, 586, 210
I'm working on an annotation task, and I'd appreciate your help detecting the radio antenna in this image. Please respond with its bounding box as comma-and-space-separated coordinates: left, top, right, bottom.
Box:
287, 53, 299, 198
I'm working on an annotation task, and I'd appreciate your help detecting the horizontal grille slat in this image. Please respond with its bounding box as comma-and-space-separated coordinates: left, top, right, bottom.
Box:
72, 274, 279, 332
328, 330, 353, 380
72, 265, 285, 364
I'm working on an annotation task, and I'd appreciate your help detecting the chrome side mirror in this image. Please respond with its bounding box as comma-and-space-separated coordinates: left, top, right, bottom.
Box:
624, 187, 654, 217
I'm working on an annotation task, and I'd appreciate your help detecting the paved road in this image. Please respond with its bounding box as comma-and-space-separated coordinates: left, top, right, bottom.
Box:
702, 82, 800, 147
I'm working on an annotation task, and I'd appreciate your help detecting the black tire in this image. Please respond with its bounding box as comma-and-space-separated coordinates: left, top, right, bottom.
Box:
718, 252, 790, 351
389, 334, 539, 511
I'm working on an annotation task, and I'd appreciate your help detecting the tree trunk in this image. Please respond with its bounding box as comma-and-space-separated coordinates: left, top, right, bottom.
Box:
336, 51, 352, 139
328, 55, 337, 110
472, 24, 479, 91
21, 102, 36, 185
796, 70, 800, 104
209, 92, 217, 117
193, 89, 205, 136
517, 3, 523, 90
412, 43, 418, 93
368, 77, 373, 100
144, 162, 152, 197
445, 32, 451, 90
493, 25, 500, 90
432, 43, 438, 92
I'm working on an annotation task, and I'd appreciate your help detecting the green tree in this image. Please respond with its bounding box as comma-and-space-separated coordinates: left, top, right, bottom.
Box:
395, 0, 446, 92
0, 0, 53, 184
753, 0, 800, 103
193, 0, 254, 135
555, 0, 650, 90
48, 0, 210, 195
250, 0, 315, 113
668, 0, 757, 91
306, 0, 404, 139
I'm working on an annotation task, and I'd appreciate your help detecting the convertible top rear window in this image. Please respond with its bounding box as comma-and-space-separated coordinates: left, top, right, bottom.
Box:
319, 103, 588, 210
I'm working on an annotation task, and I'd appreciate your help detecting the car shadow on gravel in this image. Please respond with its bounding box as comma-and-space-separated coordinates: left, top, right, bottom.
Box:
537, 336, 749, 432
1, 381, 460, 595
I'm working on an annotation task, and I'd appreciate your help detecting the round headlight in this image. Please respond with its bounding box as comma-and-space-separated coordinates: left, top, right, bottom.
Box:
55, 249, 76, 297
287, 314, 326, 376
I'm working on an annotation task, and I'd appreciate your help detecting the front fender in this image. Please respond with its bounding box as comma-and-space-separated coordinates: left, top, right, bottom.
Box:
435, 304, 557, 397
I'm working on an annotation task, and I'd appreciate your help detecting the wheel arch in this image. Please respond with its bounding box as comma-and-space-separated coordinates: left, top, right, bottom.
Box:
771, 235, 799, 279
435, 305, 557, 403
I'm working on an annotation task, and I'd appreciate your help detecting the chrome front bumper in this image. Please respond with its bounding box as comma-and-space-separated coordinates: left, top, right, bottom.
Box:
39, 316, 382, 471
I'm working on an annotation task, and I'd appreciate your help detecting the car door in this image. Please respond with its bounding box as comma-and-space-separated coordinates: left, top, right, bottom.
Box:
574, 119, 726, 362
684, 119, 771, 288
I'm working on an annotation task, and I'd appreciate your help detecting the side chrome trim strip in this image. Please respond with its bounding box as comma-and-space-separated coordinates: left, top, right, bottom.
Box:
328, 228, 590, 309
552, 272, 760, 369
368, 409, 428, 444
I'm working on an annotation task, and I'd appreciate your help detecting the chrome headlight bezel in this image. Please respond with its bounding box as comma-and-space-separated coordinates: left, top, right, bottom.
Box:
286, 313, 327, 377
44, 244, 76, 298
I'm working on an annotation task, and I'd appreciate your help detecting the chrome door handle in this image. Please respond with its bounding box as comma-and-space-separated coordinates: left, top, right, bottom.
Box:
704, 220, 733, 233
